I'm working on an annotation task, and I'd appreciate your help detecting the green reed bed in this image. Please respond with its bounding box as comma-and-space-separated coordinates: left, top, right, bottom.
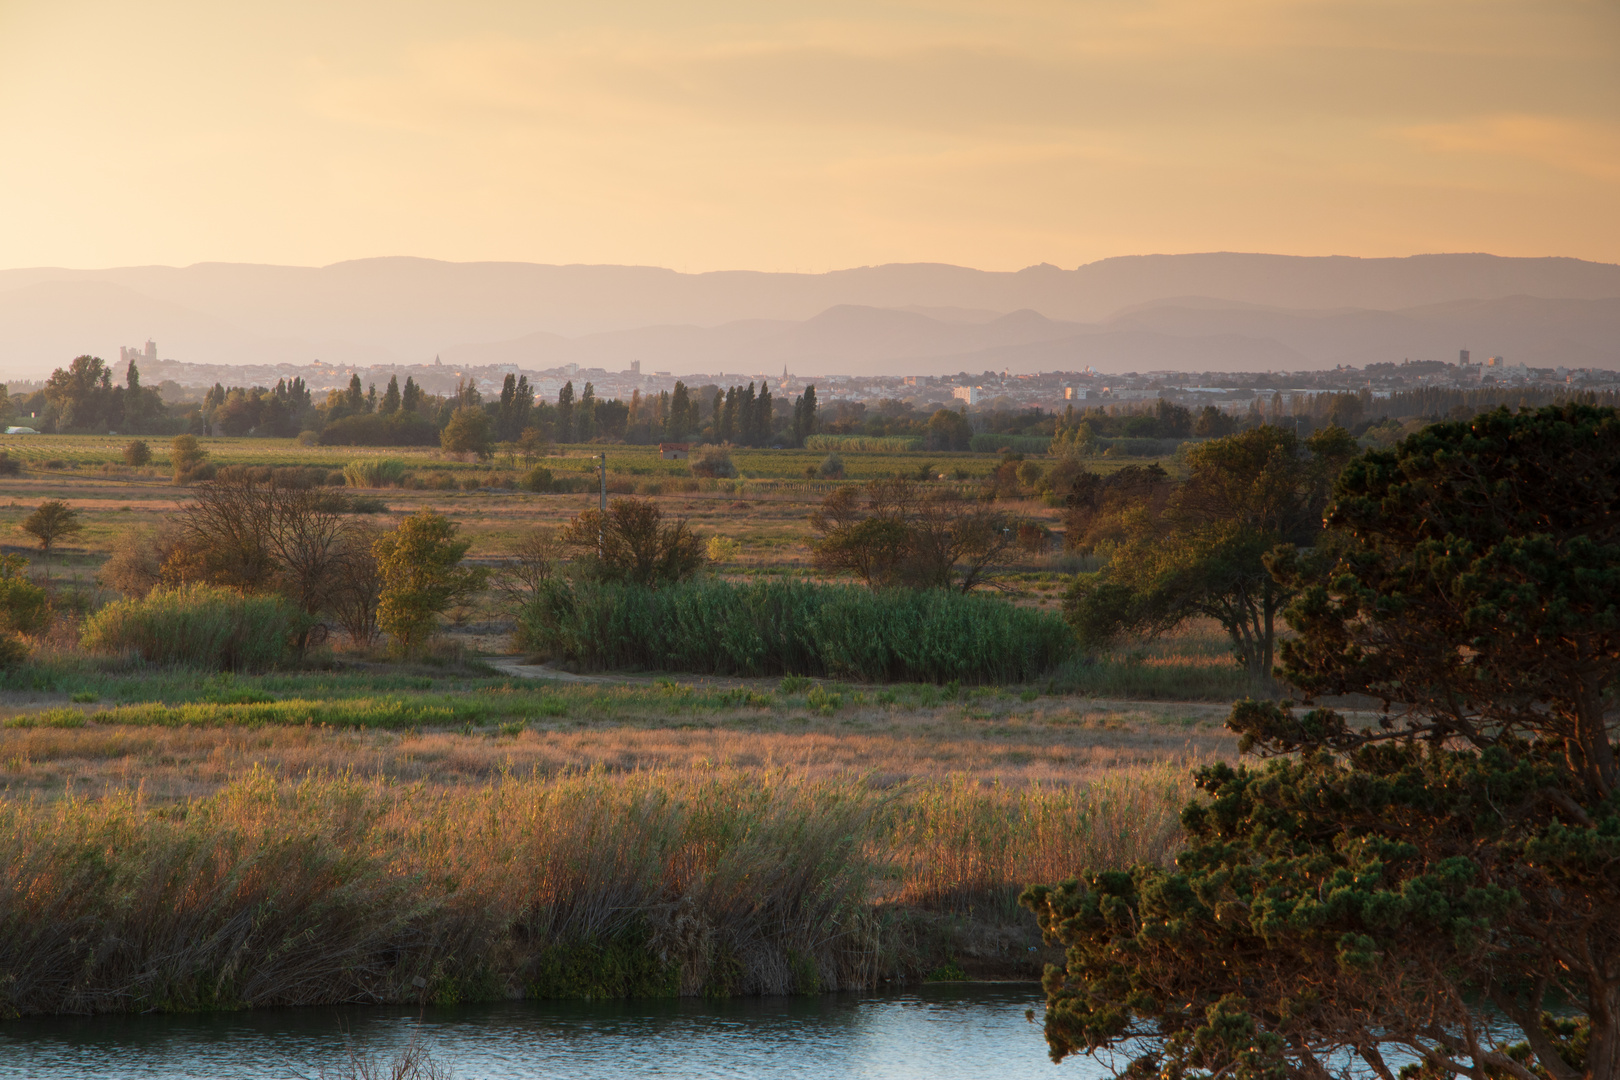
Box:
519, 579, 1075, 684
0, 766, 1189, 1017
80, 585, 307, 672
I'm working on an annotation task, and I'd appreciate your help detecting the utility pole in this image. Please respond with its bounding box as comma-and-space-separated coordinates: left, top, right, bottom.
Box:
598, 452, 607, 557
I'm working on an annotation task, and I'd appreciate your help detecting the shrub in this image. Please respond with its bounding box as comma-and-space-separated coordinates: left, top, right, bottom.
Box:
328, 525, 384, 647
804, 435, 923, 452
0, 453, 18, 477
968, 434, 1051, 454
170, 434, 208, 482
705, 536, 741, 563
0, 632, 29, 668
318, 414, 439, 447
297, 430, 319, 447
0, 554, 50, 639
817, 453, 845, 480
439, 408, 491, 458
80, 584, 307, 670
517, 578, 1074, 683
123, 439, 152, 466
521, 466, 554, 493
809, 480, 1016, 592
372, 511, 488, 657
20, 500, 83, 577
342, 458, 407, 488
100, 525, 185, 598
689, 445, 737, 479
560, 498, 706, 587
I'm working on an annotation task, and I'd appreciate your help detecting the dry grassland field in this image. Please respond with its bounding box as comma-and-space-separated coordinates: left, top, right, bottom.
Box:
0, 434, 1305, 1010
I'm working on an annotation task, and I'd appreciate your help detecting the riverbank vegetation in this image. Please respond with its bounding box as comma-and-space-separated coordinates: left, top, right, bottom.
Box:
0, 762, 1190, 1017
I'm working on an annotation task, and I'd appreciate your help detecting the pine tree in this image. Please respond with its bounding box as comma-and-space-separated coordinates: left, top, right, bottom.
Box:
577, 382, 596, 441
401, 376, 421, 414
556, 381, 575, 443
792, 384, 817, 446
755, 383, 773, 445
720, 387, 738, 443
380, 375, 401, 415
667, 381, 691, 440
737, 384, 756, 445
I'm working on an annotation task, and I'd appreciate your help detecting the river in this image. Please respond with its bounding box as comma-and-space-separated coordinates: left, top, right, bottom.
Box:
0, 984, 1106, 1079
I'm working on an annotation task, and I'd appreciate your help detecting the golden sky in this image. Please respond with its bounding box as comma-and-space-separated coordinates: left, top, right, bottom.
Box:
1, 0, 1616, 272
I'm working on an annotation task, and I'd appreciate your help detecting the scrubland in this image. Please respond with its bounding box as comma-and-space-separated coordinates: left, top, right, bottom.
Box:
0, 435, 1254, 1016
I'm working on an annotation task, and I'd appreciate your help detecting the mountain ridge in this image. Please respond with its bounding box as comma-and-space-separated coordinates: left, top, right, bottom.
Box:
2, 253, 1617, 378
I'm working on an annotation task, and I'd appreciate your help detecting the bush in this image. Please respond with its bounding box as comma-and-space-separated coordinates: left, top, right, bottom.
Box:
123, 440, 152, 466
440, 408, 491, 458
560, 498, 706, 587
170, 434, 208, 482
705, 536, 741, 563
0, 555, 50, 636
516, 578, 1074, 683
804, 435, 923, 452
0, 632, 29, 668
80, 584, 307, 670
318, 414, 439, 447
0, 453, 18, 477
968, 434, 1051, 454
521, 466, 554, 493
342, 458, 408, 487
689, 445, 737, 479
817, 453, 845, 480
373, 511, 487, 657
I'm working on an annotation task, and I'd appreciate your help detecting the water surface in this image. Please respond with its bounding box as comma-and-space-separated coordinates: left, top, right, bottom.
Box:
0, 984, 1103, 1079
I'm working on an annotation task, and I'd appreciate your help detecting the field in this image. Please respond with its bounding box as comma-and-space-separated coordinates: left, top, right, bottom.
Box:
0, 433, 1266, 1013
0, 434, 1178, 603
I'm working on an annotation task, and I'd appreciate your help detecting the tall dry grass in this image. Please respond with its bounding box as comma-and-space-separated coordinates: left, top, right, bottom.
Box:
0, 765, 1191, 1016
886, 765, 1192, 914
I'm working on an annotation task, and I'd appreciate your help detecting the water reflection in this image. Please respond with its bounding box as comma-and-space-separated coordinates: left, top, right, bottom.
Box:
0, 984, 1098, 1079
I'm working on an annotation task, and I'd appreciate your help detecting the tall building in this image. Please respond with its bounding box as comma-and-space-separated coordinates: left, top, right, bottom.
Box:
1459, 349, 1470, 365
119, 340, 156, 366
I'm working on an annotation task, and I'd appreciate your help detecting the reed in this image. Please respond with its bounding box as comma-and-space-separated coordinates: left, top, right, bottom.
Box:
343, 459, 409, 487
79, 585, 307, 672
0, 766, 1189, 1016
518, 578, 1075, 684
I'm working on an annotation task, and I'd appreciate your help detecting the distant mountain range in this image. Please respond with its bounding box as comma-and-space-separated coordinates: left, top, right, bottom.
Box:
1, 253, 1617, 379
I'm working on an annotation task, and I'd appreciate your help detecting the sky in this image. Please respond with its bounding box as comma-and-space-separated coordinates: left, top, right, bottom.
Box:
0, 0, 1616, 274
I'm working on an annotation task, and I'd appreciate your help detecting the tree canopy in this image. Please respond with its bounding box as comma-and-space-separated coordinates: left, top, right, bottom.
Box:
1063, 425, 1356, 676
1024, 405, 1620, 1080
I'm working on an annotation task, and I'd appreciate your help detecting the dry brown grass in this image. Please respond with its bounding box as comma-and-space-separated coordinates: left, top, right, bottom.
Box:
0, 699, 1234, 803
0, 760, 1191, 1015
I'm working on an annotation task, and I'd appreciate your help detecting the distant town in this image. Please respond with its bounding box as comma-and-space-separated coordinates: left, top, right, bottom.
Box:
14, 341, 1617, 417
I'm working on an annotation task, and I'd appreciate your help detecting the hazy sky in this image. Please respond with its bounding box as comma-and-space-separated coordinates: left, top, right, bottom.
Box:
1, 0, 1616, 272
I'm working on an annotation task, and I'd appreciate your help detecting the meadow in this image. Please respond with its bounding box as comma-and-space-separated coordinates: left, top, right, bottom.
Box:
0, 433, 1260, 1015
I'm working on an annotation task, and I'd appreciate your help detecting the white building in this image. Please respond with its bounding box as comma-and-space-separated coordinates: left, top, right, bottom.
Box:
952, 385, 979, 405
